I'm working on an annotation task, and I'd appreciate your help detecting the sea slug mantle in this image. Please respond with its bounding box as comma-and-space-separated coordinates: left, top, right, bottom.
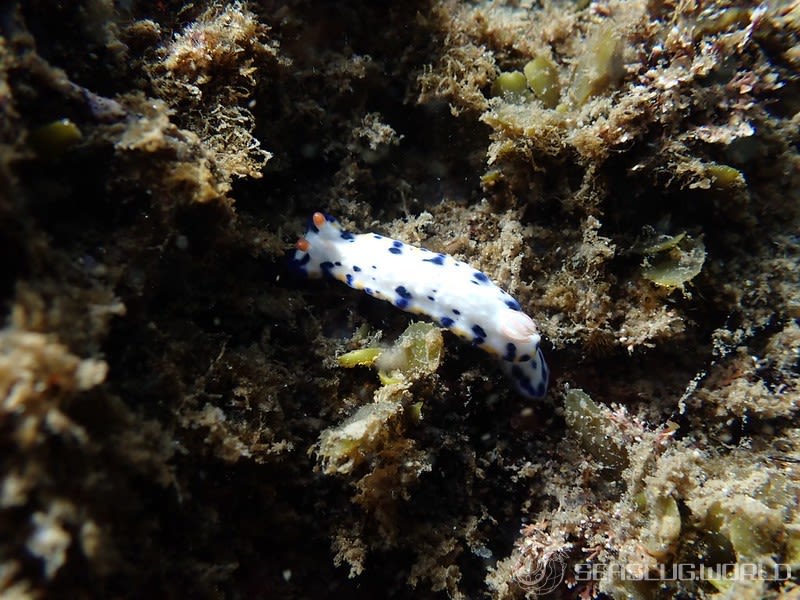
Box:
294, 212, 549, 399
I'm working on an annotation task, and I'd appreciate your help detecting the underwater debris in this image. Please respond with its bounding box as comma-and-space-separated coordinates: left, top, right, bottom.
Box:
347, 112, 403, 164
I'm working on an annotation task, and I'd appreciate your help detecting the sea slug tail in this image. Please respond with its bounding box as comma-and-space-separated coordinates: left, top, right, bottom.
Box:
500, 346, 549, 399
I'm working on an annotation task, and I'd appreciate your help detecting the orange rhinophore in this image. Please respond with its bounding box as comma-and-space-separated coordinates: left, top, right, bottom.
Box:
312, 212, 326, 229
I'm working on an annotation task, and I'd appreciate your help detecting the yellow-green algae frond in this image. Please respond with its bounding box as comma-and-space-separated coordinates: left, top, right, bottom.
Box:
523, 56, 561, 109
641, 232, 706, 290
316, 323, 443, 476
337, 322, 443, 387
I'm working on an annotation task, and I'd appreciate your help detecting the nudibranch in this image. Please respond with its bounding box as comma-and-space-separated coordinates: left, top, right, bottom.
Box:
293, 212, 549, 399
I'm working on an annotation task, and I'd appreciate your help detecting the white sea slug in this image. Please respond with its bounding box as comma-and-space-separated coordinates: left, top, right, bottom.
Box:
294, 212, 549, 399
